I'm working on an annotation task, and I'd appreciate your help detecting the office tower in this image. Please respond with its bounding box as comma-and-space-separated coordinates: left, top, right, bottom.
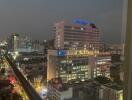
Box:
17, 37, 33, 52
47, 49, 99, 83
47, 20, 102, 83
7, 34, 43, 53
7, 33, 19, 52
92, 52, 111, 78
53, 20, 100, 50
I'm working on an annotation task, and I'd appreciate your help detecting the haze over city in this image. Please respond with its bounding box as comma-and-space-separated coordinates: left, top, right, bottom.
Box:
0, 0, 123, 43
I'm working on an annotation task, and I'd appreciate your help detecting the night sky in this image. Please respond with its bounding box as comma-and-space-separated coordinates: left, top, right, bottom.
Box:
0, 0, 123, 43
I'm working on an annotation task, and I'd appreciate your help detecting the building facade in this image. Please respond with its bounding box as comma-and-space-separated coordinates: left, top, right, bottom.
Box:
99, 85, 123, 100
7, 33, 19, 52
92, 52, 111, 78
53, 21, 100, 50
47, 49, 99, 83
7, 34, 43, 53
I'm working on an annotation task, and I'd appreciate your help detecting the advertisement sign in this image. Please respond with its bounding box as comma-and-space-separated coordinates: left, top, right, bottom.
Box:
57, 50, 99, 56
73, 19, 91, 25
57, 50, 66, 56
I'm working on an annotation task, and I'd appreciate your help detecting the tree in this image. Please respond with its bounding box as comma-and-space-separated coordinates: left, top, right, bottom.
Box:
95, 76, 111, 84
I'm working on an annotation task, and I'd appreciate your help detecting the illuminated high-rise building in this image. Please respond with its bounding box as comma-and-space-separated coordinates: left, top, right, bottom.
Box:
48, 20, 102, 83
7, 33, 19, 52
47, 49, 99, 83
7, 34, 43, 53
53, 20, 100, 50
92, 52, 111, 78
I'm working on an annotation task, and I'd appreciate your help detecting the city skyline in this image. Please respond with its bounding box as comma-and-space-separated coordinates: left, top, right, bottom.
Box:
0, 0, 123, 43
0, 1, 127, 100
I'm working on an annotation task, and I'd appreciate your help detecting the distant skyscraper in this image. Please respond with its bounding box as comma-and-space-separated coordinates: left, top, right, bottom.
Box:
7, 33, 19, 52
53, 20, 100, 50
7, 34, 43, 53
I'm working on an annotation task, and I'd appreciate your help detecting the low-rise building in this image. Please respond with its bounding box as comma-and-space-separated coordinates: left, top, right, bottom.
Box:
47, 78, 73, 100
99, 83, 123, 100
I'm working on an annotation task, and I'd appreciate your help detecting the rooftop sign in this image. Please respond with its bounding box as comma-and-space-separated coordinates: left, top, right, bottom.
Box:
73, 19, 91, 25
57, 50, 99, 56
